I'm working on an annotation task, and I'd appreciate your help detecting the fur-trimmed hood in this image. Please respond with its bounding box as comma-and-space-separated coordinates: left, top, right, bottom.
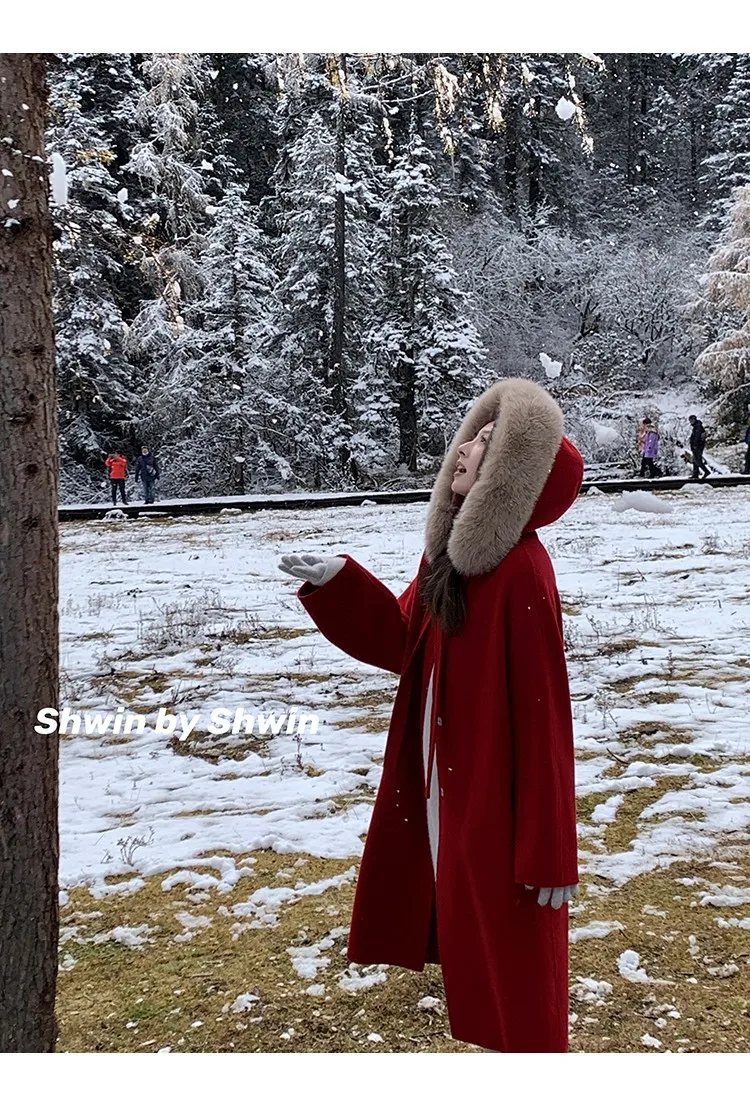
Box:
424, 378, 583, 576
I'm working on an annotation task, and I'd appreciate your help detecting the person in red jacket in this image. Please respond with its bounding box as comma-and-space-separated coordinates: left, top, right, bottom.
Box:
104, 451, 129, 506
279, 377, 583, 1053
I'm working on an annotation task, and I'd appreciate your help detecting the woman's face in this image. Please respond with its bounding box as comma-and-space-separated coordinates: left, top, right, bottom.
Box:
451, 420, 495, 495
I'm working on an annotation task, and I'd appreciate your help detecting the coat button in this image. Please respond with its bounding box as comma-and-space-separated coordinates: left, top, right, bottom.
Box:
437, 716, 443, 726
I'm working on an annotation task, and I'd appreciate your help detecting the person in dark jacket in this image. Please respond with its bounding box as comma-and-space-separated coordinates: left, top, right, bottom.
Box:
134, 445, 160, 504
688, 415, 710, 480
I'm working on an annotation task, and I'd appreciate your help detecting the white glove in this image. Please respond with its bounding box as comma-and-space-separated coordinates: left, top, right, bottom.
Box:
279, 553, 346, 588
524, 885, 579, 909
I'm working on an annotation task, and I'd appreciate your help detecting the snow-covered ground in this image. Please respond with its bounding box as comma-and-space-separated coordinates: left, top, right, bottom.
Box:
59, 485, 750, 904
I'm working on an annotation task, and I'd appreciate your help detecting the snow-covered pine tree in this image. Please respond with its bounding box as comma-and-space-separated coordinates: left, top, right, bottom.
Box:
701, 55, 750, 228
123, 53, 240, 485
136, 184, 281, 496
364, 104, 489, 475
47, 54, 142, 500
644, 54, 733, 215
205, 53, 279, 205
124, 53, 231, 239
693, 183, 750, 429
484, 52, 595, 230
423, 55, 494, 215
264, 54, 388, 489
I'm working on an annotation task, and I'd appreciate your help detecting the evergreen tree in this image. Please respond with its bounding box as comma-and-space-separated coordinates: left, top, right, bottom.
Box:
47, 54, 141, 495
136, 185, 281, 495
702, 55, 750, 225
206, 53, 280, 205
123, 53, 237, 461
694, 184, 750, 427
264, 54, 388, 489
365, 116, 489, 474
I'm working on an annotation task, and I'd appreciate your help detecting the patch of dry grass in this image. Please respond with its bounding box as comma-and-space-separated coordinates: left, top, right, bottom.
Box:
569, 861, 750, 1053
55, 848, 750, 1054
55, 851, 467, 1054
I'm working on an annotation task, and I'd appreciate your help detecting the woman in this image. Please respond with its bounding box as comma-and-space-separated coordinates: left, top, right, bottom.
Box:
639, 418, 660, 479
279, 377, 583, 1052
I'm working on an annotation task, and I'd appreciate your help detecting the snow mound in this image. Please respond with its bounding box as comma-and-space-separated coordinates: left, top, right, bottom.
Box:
94, 923, 155, 948
618, 949, 673, 985
338, 966, 387, 992
618, 949, 650, 982
570, 919, 625, 943
590, 795, 625, 824
222, 992, 259, 1013
611, 491, 673, 515
571, 976, 613, 1004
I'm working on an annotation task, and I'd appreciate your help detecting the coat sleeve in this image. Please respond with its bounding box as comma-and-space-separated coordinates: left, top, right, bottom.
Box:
505, 545, 579, 888
297, 554, 418, 675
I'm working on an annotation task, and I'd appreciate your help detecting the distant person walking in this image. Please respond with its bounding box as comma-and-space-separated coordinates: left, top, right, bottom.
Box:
744, 417, 750, 475
639, 419, 660, 479
688, 415, 710, 480
135, 445, 160, 504
105, 451, 128, 505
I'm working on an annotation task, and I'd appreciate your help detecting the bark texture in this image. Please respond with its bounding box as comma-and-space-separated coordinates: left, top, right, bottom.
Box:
0, 53, 60, 1053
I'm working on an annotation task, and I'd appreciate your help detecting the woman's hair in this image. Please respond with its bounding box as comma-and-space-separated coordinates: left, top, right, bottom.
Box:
418, 493, 467, 635
419, 422, 496, 634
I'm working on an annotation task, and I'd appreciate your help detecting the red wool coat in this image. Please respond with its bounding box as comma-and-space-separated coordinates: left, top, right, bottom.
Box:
298, 381, 583, 1052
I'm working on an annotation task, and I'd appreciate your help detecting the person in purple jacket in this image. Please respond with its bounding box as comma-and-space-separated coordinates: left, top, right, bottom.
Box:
639, 418, 660, 479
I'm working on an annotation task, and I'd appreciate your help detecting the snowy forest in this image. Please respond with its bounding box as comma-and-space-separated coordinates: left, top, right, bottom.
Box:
49, 52, 750, 501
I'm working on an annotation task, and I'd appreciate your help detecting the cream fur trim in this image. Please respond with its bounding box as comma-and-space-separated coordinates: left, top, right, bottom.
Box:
424, 378, 564, 575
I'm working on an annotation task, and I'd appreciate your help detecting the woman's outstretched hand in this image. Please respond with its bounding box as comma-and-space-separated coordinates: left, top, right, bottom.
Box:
524, 885, 579, 909
279, 554, 346, 588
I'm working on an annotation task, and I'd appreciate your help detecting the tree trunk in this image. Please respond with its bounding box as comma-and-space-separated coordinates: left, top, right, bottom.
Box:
503, 57, 521, 217
689, 113, 699, 206
328, 53, 352, 481
0, 54, 59, 1053
396, 354, 418, 471
395, 165, 418, 472
528, 137, 542, 218
627, 54, 648, 185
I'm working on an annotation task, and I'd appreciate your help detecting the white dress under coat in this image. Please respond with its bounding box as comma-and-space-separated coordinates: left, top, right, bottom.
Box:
422, 663, 440, 878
